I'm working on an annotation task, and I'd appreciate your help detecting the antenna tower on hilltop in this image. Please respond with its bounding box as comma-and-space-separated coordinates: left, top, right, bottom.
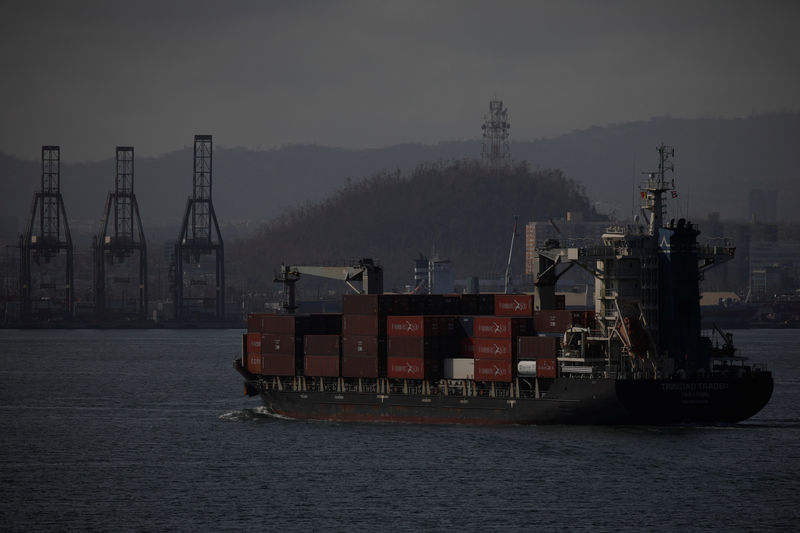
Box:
481, 99, 511, 172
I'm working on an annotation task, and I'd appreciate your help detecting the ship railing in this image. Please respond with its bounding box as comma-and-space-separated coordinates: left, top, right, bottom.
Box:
559, 365, 595, 378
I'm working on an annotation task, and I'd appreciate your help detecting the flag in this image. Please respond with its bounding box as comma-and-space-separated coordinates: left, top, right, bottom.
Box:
640, 191, 646, 199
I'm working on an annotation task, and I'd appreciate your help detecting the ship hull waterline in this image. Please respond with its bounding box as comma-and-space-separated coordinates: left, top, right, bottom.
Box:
236, 365, 773, 425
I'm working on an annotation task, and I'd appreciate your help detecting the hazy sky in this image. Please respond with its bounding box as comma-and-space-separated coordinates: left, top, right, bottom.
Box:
2, 0, 799, 162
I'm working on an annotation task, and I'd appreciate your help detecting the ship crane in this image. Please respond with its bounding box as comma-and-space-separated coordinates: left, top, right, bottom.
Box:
275, 258, 383, 313
504, 215, 519, 294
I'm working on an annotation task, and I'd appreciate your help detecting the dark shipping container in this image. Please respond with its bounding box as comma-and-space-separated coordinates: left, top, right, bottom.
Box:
342, 335, 386, 357
387, 336, 437, 358
261, 354, 296, 376
342, 314, 384, 336
309, 313, 343, 334
533, 310, 573, 333
261, 333, 301, 356
304, 355, 340, 377
342, 294, 398, 315
260, 314, 311, 335
341, 355, 380, 378
517, 336, 560, 359
304, 334, 341, 356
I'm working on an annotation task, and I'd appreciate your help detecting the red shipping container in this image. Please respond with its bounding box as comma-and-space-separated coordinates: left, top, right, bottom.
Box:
304, 355, 340, 377
517, 336, 560, 359
342, 335, 385, 357
247, 332, 262, 355
533, 310, 573, 333
247, 312, 272, 332
247, 352, 262, 374
494, 294, 534, 316
261, 354, 296, 376
341, 355, 379, 378
387, 356, 425, 379
474, 359, 513, 382
342, 314, 384, 336
387, 336, 437, 358
537, 357, 557, 378
387, 316, 441, 337
261, 333, 299, 355
472, 338, 514, 360
473, 316, 532, 338
304, 334, 340, 356
260, 315, 311, 335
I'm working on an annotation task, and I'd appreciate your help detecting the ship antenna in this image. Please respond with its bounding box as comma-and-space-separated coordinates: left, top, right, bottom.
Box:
641, 144, 675, 235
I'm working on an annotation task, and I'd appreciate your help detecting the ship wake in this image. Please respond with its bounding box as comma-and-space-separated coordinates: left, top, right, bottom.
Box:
219, 406, 295, 422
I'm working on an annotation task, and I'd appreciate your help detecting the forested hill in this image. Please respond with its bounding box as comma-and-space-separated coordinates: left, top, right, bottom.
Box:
230, 160, 605, 290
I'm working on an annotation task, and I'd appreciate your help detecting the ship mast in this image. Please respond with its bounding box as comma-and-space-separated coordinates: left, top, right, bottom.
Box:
642, 144, 676, 235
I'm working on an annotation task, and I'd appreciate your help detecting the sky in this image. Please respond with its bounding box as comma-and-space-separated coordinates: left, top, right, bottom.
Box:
1, 0, 799, 163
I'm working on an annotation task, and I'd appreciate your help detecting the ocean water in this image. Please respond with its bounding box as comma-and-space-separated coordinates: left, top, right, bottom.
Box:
0, 328, 798, 532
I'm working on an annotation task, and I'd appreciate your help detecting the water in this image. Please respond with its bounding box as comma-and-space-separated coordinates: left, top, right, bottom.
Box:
1, 328, 798, 532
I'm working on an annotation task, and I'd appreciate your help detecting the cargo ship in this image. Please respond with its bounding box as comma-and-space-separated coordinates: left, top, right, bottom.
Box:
234, 145, 773, 424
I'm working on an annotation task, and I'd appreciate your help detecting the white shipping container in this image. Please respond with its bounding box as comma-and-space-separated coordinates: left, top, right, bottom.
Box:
444, 358, 474, 380
517, 360, 537, 377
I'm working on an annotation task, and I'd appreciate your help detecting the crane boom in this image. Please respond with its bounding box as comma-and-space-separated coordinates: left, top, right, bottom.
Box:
274, 258, 383, 313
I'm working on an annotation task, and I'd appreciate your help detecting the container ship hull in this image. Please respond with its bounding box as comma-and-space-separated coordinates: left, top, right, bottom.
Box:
235, 361, 773, 425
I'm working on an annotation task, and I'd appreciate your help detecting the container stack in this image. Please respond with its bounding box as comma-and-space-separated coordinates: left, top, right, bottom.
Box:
386, 315, 458, 379
517, 336, 559, 378
303, 333, 341, 377
461, 294, 534, 382
341, 295, 397, 378
471, 315, 533, 382
244, 292, 583, 383
259, 315, 310, 376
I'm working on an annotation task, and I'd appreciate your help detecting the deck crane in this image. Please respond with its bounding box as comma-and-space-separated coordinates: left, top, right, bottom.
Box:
504, 215, 519, 294
274, 258, 383, 313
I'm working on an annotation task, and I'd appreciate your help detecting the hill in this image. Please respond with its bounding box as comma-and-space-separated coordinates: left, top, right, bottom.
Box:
1, 114, 798, 239
230, 160, 603, 291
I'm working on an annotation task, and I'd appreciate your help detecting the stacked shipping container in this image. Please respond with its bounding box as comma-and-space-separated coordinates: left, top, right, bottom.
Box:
386, 315, 458, 380
244, 293, 585, 383
341, 295, 394, 378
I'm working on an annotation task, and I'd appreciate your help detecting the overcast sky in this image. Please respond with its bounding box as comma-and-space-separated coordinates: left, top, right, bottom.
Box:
1, 0, 798, 162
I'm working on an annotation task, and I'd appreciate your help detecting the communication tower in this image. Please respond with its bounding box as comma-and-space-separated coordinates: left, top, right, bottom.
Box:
174, 135, 225, 320
20, 146, 74, 321
481, 99, 511, 171
94, 147, 148, 319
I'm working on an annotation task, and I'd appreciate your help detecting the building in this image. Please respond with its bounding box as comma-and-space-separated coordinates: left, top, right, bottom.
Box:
524, 212, 608, 275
